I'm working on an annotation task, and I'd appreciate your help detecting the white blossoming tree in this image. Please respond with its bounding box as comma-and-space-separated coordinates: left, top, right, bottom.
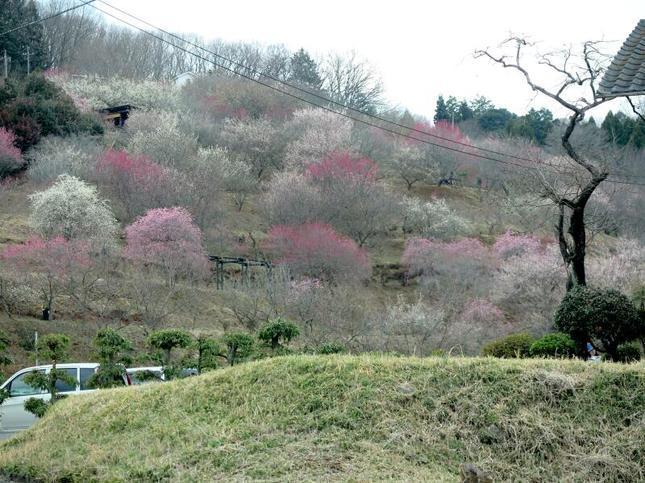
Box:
29, 174, 119, 243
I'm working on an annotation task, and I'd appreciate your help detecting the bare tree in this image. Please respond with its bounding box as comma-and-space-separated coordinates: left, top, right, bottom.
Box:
321, 52, 384, 113
476, 38, 630, 289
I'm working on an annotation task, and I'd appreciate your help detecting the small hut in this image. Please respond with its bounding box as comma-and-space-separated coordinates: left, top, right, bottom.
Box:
98, 104, 136, 127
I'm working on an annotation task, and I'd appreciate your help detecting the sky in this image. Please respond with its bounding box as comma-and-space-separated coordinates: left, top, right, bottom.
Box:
101, 0, 643, 120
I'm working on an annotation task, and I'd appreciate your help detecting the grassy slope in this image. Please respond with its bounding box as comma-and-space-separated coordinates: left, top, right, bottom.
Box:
1, 355, 643, 482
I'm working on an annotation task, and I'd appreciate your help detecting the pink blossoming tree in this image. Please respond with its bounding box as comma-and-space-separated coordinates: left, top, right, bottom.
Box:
125, 207, 210, 286
265, 223, 371, 283
1, 236, 92, 320
124, 207, 210, 326
0, 128, 24, 178
492, 231, 542, 259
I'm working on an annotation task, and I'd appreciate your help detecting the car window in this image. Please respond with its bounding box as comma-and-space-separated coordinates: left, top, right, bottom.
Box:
54, 368, 78, 393
8, 371, 47, 397
129, 370, 163, 385
82, 366, 126, 389
79, 367, 96, 391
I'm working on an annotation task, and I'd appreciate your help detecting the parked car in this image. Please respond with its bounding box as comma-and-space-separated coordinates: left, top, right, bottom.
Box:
125, 366, 199, 385
0, 363, 129, 438
126, 366, 165, 385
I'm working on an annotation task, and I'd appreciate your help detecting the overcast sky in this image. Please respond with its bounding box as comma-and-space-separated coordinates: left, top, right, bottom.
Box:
102, 0, 643, 120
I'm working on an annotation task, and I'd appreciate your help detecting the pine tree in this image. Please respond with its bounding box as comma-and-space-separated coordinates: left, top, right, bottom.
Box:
458, 101, 473, 121
445, 96, 460, 122
0, 0, 46, 75
434, 96, 450, 123
288, 48, 322, 89
629, 119, 645, 149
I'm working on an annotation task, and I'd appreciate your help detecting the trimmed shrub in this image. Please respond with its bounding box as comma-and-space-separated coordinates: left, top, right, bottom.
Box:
222, 332, 254, 366
148, 329, 193, 380
258, 318, 300, 350
616, 343, 641, 363
481, 333, 534, 358
317, 342, 346, 355
554, 286, 642, 361
529, 333, 576, 358
88, 328, 132, 389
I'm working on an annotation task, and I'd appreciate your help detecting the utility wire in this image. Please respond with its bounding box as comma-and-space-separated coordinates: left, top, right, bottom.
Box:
93, 0, 645, 185
85, 3, 645, 188
93, 0, 558, 165
0, 0, 96, 37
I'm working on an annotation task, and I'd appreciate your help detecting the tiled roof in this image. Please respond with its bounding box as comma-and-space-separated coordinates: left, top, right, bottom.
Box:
597, 19, 645, 98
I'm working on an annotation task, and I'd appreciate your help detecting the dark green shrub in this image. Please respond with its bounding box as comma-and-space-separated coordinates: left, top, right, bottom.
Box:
0, 329, 11, 367
258, 318, 300, 350
24, 334, 75, 418
317, 342, 346, 355
222, 332, 254, 366
481, 333, 534, 358
195, 335, 220, 374
88, 328, 132, 389
529, 333, 576, 358
0, 74, 98, 151
616, 343, 641, 363
148, 329, 193, 380
554, 286, 642, 361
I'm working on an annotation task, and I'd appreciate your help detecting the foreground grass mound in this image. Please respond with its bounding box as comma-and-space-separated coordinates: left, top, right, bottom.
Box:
1, 356, 643, 482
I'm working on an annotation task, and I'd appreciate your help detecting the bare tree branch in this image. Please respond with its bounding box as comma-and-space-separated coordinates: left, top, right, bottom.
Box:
476, 36, 615, 288
627, 97, 645, 122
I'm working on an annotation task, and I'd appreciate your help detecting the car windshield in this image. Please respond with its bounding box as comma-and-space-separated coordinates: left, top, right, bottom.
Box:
7, 371, 47, 397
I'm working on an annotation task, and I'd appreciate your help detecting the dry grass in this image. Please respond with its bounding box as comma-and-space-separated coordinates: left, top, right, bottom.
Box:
0, 355, 643, 482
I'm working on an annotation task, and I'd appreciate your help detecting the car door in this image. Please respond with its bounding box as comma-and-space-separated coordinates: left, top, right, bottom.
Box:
0, 370, 48, 434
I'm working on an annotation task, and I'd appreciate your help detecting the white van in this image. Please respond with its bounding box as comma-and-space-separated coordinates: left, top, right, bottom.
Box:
0, 363, 128, 438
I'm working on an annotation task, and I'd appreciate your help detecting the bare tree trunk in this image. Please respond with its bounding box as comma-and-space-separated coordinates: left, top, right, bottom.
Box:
476, 39, 614, 291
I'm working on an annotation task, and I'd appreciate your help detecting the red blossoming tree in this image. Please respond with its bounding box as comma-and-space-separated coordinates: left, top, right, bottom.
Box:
265, 223, 371, 283
307, 151, 378, 182
96, 149, 181, 220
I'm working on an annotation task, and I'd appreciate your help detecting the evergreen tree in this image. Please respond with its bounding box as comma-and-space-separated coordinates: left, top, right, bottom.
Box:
445, 96, 460, 122
458, 100, 473, 121
434, 95, 450, 123
0, 0, 46, 75
629, 119, 645, 149
288, 48, 322, 89
478, 108, 515, 132
507, 108, 554, 144
398, 109, 416, 135
469, 95, 494, 117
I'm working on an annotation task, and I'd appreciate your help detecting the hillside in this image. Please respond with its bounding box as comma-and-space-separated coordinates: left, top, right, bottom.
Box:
1, 355, 643, 482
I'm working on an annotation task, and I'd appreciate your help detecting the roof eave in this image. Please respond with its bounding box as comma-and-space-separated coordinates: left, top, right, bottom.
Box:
596, 90, 645, 100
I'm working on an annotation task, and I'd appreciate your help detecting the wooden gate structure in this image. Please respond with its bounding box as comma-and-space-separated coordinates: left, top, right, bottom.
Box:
208, 255, 272, 289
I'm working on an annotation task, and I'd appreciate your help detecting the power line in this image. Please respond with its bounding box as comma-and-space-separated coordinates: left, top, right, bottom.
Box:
87, 3, 645, 188
93, 0, 551, 165
0, 0, 96, 37
93, 0, 645, 185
